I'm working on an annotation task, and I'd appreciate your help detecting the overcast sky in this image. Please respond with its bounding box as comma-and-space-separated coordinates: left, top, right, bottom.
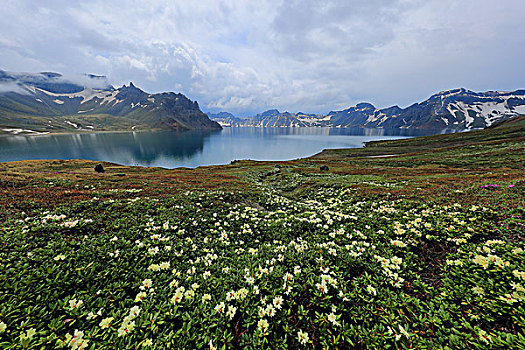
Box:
1, 0, 524, 115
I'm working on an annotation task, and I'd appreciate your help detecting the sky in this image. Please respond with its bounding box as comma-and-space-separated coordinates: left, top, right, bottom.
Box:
1, 0, 524, 116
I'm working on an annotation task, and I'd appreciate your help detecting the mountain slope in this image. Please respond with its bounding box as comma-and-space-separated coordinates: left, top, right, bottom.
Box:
206, 112, 244, 127
210, 89, 525, 129
0, 70, 221, 133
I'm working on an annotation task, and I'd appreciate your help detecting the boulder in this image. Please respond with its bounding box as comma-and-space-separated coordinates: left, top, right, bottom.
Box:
320, 165, 329, 171
94, 164, 105, 173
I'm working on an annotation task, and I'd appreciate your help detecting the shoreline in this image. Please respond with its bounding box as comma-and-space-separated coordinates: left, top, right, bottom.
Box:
0, 127, 219, 137
0, 125, 470, 137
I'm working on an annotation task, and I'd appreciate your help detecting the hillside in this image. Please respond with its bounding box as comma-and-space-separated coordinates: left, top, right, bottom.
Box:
211, 89, 525, 129
0, 120, 523, 349
0, 70, 221, 134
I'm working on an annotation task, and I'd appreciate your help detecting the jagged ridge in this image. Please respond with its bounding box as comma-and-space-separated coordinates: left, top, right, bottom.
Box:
0, 70, 221, 133
211, 88, 525, 129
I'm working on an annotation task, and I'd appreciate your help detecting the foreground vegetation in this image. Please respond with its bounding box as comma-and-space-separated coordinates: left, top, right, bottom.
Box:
0, 118, 524, 349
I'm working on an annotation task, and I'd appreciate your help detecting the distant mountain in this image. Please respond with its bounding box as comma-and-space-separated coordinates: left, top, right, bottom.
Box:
210, 109, 329, 127
210, 89, 525, 129
207, 111, 236, 119
206, 112, 244, 127
0, 70, 221, 133
328, 88, 525, 129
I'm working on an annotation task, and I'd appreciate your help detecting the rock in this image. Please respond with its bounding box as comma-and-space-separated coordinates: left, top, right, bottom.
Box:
320, 165, 329, 171
94, 164, 105, 173
275, 164, 282, 169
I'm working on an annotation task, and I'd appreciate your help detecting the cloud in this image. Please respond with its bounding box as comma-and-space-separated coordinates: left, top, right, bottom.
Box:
1, 0, 524, 115
0, 81, 29, 94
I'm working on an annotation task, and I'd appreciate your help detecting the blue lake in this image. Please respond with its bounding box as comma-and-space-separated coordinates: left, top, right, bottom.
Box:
0, 127, 451, 169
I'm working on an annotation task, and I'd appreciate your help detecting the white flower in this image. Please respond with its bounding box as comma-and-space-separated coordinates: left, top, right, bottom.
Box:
129, 306, 140, 318
257, 319, 269, 333
117, 320, 135, 337
226, 290, 236, 301
171, 290, 184, 304
62, 220, 79, 228
184, 289, 195, 299
226, 305, 237, 320
266, 304, 276, 317
258, 306, 266, 317
169, 279, 179, 288
215, 302, 225, 314
315, 282, 328, 294
109, 250, 119, 258
69, 299, 83, 309
141, 279, 153, 290
68, 329, 88, 350
398, 325, 411, 339
135, 291, 147, 302
273, 296, 284, 310
283, 273, 294, 282
99, 317, 114, 329
159, 261, 171, 270
297, 330, 309, 344
202, 294, 212, 303
328, 312, 340, 326
366, 285, 377, 296
478, 329, 491, 344
471, 286, 484, 296
0, 321, 6, 333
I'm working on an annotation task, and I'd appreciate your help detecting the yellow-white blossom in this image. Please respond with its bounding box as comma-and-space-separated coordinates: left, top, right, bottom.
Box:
297, 330, 309, 344
99, 317, 114, 329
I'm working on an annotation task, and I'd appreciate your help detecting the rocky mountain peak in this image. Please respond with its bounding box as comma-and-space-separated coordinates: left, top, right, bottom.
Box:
0, 70, 221, 132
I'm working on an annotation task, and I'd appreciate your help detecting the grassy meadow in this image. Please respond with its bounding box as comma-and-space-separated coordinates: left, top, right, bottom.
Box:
0, 118, 524, 349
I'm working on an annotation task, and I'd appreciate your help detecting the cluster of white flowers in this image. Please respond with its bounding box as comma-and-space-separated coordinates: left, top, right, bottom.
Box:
68, 298, 83, 310
375, 255, 405, 288
472, 254, 508, 269
61, 330, 89, 350
117, 306, 141, 337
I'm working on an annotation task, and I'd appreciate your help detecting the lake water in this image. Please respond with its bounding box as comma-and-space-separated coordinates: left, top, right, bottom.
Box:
0, 127, 449, 168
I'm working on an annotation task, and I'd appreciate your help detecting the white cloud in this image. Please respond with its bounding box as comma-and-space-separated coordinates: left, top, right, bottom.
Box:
0, 81, 29, 94
1, 0, 524, 115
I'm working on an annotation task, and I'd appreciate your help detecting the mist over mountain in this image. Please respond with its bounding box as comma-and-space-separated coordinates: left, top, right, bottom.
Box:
0, 70, 221, 133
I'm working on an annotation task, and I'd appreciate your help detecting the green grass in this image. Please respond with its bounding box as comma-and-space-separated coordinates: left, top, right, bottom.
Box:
0, 120, 524, 349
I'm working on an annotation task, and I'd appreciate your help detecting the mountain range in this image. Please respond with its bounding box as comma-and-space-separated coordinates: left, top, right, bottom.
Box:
2, 70, 524, 134
211, 88, 525, 129
0, 70, 221, 134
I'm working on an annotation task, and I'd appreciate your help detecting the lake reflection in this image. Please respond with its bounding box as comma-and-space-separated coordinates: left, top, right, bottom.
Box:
0, 127, 451, 168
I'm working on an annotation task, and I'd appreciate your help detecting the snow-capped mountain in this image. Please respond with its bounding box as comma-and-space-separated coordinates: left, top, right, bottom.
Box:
211, 89, 525, 129
328, 88, 525, 129
206, 112, 245, 127
0, 70, 221, 133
